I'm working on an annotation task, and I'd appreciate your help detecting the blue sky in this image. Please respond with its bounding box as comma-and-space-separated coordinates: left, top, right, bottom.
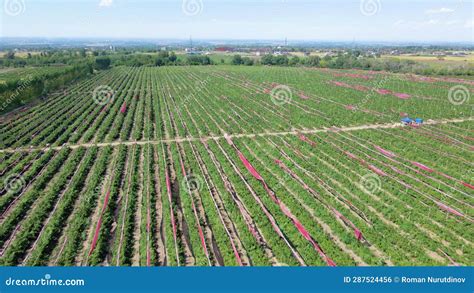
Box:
0, 0, 473, 42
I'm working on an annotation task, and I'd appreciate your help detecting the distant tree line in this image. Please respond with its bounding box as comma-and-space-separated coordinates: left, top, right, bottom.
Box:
228, 53, 473, 76
0, 49, 95, 67
154, 51, 178, 66
1, 48, 472, 76
185, 55, 211, 66
231, 55, 254, 66
0, 64, 93, 114
107, 51, 211, 66
94, 56, 111, 70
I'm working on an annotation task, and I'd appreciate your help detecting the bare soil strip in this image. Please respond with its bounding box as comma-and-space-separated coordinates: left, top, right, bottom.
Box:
153, 145, 167, 265
2, 118, 472, 154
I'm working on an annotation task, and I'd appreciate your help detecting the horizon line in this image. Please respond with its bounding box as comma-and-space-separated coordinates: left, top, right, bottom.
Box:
1, 37, 473, 46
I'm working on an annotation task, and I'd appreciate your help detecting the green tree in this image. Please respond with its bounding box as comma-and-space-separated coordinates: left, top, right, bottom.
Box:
158, 51, 170, 58
289, 56, 300, 66
274, 55, 289, 66
94, 57, 111, 70
306, 56, 321, 67
232, 55, 243, 65
5, 51, 15, 59
261, 54, 274, 65
155, 58, 165, 66
169, 52, 177, 63
243, 57, 254, 66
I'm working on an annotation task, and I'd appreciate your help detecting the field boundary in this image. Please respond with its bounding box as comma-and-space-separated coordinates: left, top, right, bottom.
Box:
1, 117, 472, 154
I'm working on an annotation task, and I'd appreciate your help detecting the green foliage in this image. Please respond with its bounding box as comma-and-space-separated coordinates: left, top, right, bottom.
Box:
155, 51, 178, 66
0, 64, 93, 114
186, 55, 212, 66
305, 56, 320, 67
1, 65, 472, 267
261, 54, 289, 66
5, 51, 15, 60
232, 55, 243, 65
231, 55, 254, 66
94, 57, 111, 70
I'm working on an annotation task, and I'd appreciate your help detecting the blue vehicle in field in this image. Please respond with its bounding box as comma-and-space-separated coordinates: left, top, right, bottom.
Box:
401, 117, 424, 126
415, 118, 424, 124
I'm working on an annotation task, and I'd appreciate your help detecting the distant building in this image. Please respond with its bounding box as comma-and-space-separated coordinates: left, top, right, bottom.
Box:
323, 51, 338, 58
452, 51, 467, 57
273, 51, 289, 56
251, 47, 271, 56
215, 47, 235, 52
185, 48, 201, 55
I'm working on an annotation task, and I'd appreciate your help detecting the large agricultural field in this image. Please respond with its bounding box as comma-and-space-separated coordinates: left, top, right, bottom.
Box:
381, 53, 474, 68
0, 66, 473, 267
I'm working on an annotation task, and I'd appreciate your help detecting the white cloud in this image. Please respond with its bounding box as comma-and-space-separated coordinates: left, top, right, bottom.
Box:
425, 7, 455, 14
445, 20, 461, 26
99, 0, 113, 7
392, 19, 460, 29
465, 20, 474, 28
393, 20, 405, 27
425, 19, 439, 25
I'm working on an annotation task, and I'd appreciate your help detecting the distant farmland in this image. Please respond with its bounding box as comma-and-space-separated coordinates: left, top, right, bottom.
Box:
0, 66, 472, 266
382, 53, 474, 69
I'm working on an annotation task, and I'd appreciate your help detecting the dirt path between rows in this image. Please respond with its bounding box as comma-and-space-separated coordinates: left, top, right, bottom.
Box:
1, 117, 472, 154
